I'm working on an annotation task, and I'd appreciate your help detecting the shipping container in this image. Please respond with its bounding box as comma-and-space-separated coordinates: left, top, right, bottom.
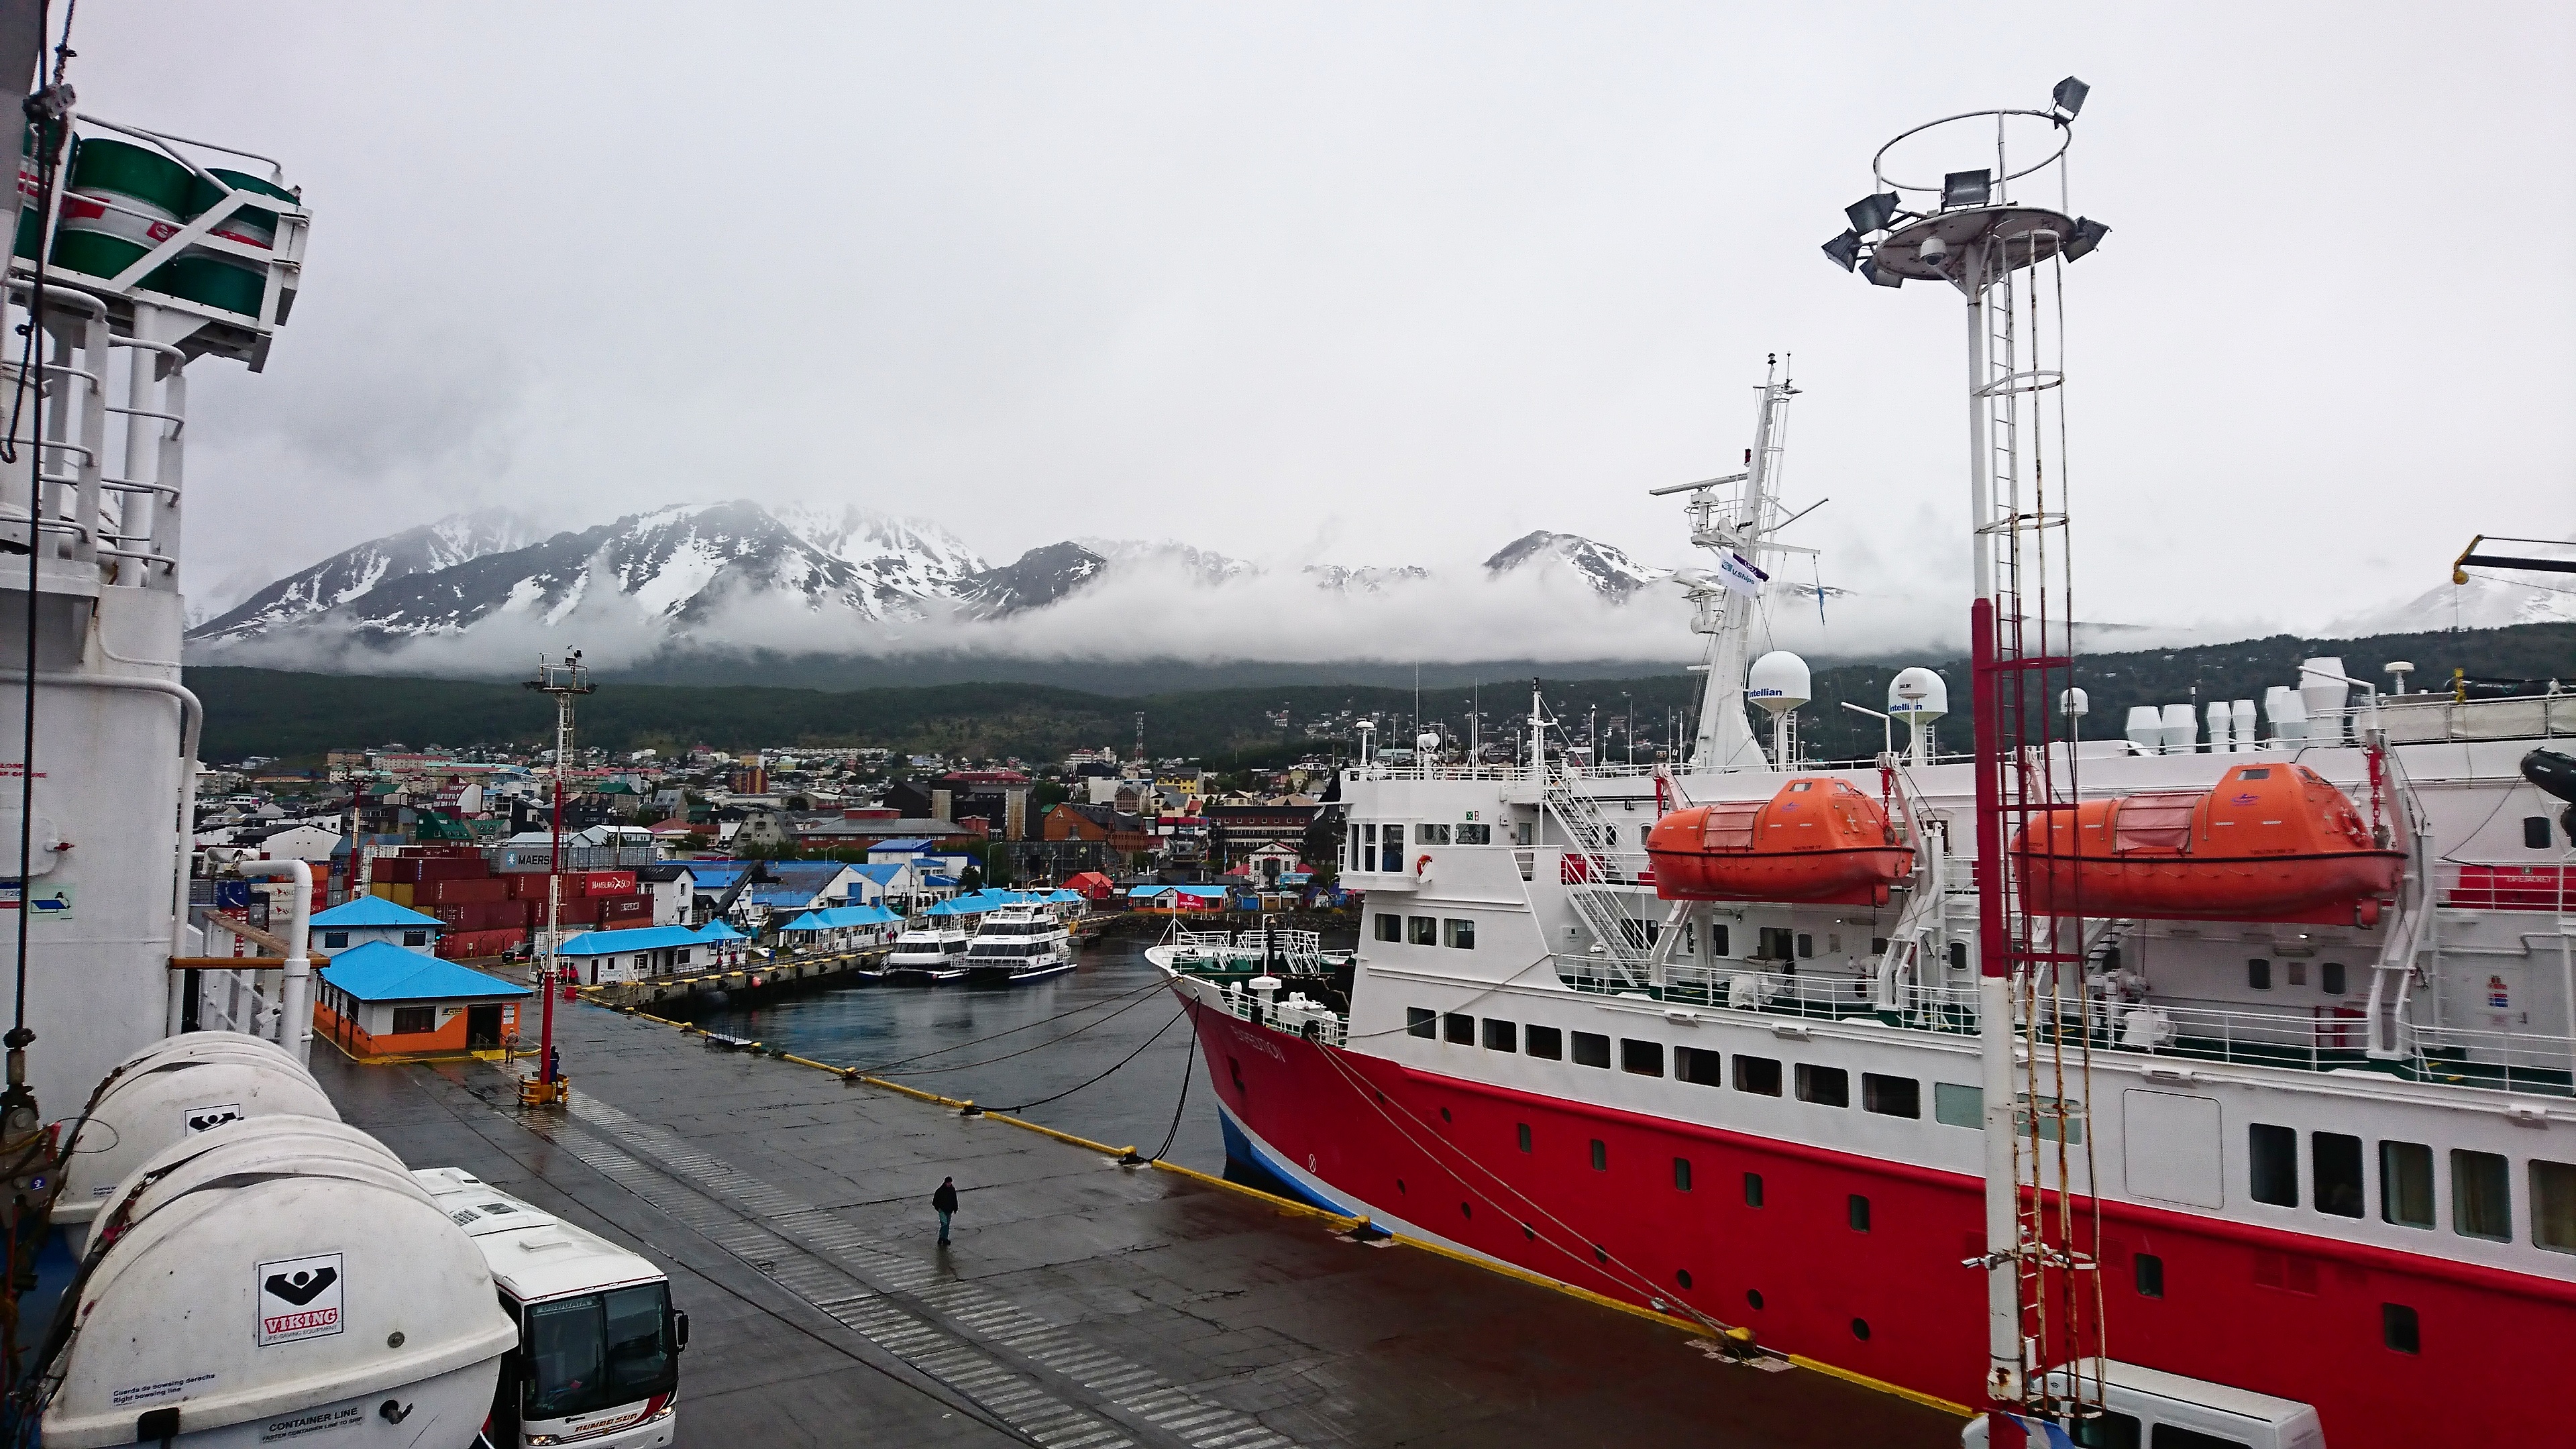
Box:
420, 876, 508, 905
368, 882, 416, 907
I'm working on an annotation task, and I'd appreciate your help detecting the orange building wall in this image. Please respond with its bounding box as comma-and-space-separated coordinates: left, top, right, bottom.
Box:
315, 998, 520, 1059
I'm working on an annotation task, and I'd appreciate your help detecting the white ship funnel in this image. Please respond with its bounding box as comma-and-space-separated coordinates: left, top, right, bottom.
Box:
2300, 657, 2349, 745
40, 1118, 515, 1449
2265, 686, 2308, 744
2231, 699, 2257, 751
2159, 703, 2198, 755
2124, 706, 2163, 754
2206, 700, 2233, 754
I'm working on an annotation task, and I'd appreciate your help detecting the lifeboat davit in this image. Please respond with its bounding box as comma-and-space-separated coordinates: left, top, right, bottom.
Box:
1647, 776, 1913, 906
2013, 761, 2405, 925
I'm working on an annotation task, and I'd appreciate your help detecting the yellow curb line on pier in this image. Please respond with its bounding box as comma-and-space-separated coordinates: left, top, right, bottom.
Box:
598, 1000, 1970, 1420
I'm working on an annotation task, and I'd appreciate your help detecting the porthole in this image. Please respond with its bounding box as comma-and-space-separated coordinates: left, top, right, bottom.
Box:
1676, 1269, 1694, 1289
1593, 1244, 1608, 1264
1460, 1201, 1472, 1219
1396, 1178, 1406, 1194
1851, 1318, 1871, 1341
1521, 1223, 1535, 1240
1440, 1106, 1452, 1123
1746, 1289, 1764, 1310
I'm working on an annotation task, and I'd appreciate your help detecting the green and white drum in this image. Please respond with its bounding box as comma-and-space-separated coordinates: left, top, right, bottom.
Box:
51, 136, 192, 282
164, 167, 296, 317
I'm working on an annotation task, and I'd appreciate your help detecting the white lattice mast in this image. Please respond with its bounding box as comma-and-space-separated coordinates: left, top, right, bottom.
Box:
1665, 356, 1805, 773
1822, 77, 2112, 1428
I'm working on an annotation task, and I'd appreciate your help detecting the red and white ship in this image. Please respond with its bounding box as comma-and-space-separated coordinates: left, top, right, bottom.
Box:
1159, 79, 2575, 1449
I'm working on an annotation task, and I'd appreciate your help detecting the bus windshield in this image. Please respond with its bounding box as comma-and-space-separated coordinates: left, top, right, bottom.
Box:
523, 1283, 676, 1421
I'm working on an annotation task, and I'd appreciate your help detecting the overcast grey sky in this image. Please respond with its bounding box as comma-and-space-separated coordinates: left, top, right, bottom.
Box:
83, 2, 2576, 637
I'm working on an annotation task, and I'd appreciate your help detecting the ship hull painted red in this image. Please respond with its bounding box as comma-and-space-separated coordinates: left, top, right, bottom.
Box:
1183, 995, 2576, 1449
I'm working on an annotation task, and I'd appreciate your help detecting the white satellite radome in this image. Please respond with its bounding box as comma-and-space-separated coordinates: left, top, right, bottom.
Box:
1415, 732, 1442, 755
2059, 687, 2090, 718
1888, 666, 1947, 764
1746, 651, 1812, 715
1888, 666, 1948, 721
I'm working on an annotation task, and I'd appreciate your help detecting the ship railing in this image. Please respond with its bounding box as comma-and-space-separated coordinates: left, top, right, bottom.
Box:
1208, 977, 1346, 1046
1591, 965, 2576, 1095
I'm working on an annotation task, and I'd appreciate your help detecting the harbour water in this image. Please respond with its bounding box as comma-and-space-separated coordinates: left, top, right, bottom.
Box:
680, 939, 1228, 1173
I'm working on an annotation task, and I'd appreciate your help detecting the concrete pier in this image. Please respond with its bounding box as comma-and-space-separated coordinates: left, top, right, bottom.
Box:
317, 1001, 1964, 1448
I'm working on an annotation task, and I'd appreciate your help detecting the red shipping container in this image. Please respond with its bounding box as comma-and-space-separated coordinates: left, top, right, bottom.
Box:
604, 916, 653, 930
507, 873, 549, 902
415, 857, 487, 883
425, 904, 466, 927
581, 871, 638, 896
375, 859, 425, 885
421, 877, 508, 905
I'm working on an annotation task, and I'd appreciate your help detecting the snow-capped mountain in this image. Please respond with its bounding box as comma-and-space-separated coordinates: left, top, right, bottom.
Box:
2329, 575, 2576, 636
1482, 530, 1666, 600
956, 542, 1107, 618
185, 503, 1678, 669
1073, 538, 1256, 586
189, 509, 541, 645
1305, 564, 1432, 593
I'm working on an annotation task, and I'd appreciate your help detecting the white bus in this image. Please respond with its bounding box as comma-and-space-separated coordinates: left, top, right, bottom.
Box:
413, 1169, 687, 1449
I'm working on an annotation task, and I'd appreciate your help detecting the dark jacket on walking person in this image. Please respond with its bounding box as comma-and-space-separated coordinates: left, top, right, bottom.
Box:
932, 1177, 960, 1245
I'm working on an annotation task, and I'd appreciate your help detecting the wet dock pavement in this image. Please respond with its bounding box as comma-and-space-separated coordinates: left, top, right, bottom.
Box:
316, 1002, 1964, 1449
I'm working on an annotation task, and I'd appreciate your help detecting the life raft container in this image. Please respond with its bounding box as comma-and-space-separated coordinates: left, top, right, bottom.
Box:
2012, 761, 2404, 925
1646, 776, 1912, 906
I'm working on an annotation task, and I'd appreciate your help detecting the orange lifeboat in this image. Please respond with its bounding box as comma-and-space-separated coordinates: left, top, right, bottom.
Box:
2013, 761, 2404, 925
1647, 777, 1913, 906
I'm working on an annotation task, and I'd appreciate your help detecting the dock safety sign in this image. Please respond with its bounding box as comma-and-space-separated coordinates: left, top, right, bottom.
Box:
256, 1253, 343, 1346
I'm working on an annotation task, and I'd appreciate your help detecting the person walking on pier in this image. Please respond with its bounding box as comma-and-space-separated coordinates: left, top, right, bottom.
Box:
932, 1176, 960, 1246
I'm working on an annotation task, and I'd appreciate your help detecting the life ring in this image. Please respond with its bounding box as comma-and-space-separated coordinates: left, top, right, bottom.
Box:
1414, 854, 1432, 877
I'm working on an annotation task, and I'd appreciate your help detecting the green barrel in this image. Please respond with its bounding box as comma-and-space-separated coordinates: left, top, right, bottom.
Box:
51, 136, 193, 283
164, 166, 297, 318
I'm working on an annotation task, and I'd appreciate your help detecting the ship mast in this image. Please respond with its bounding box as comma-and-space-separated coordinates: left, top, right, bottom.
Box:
1667, 358, 1803, 773
1823, 78, 2111, 1430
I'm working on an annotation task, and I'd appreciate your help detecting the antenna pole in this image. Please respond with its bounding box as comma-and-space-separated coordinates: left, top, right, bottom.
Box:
523, 653, 595, 1106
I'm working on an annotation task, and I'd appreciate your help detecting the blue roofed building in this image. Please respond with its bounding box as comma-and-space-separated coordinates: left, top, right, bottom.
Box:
314, 939, 527, 1059
309, 895, 444, 955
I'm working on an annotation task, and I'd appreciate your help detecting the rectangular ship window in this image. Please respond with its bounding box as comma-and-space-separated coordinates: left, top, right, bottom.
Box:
2134, 1252, 2163, 1299
1862, 1074, 1920, 1118
2249, 1124, 2299, 1206
1934, 1083, 1982, 1128
2454, 1150, 2511, 1241
1443, 918, 1476, 949
1525, 1025, 1563, 1060
1443, 1012, 1474, 1045
1847, 1194, 1870, 1232
1734, 1055, 1782, 1096
1675, 1046, 1724, 1087
1673, 1157, 1693, 1191
1408, 916, 1436, 945
2381, 1141, 2434, 1229
2535, 1160, 2576, 1253
1743, 1172, 1764, 1208
2247, 958, 2271, 990
1420, 824, 1451, 846
1589, 1139, 1607, 1171
1406, 1008, 1436, 1040
1375, 914, 1402, 942
1708, 923, 1729, 957
1456, 823, 1491, 845
2313, 1132, 2364, 1218
1794, 1064, 1849, 1108
1517, 1123, 1532, 1152
1482, 1018, 1516, 1053
1571, 1032, 1611, 1069
1620, 1039, 1664, 1077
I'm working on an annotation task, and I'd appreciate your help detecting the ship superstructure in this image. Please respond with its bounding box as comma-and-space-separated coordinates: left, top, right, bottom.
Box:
1159, 80, 2575, 1449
